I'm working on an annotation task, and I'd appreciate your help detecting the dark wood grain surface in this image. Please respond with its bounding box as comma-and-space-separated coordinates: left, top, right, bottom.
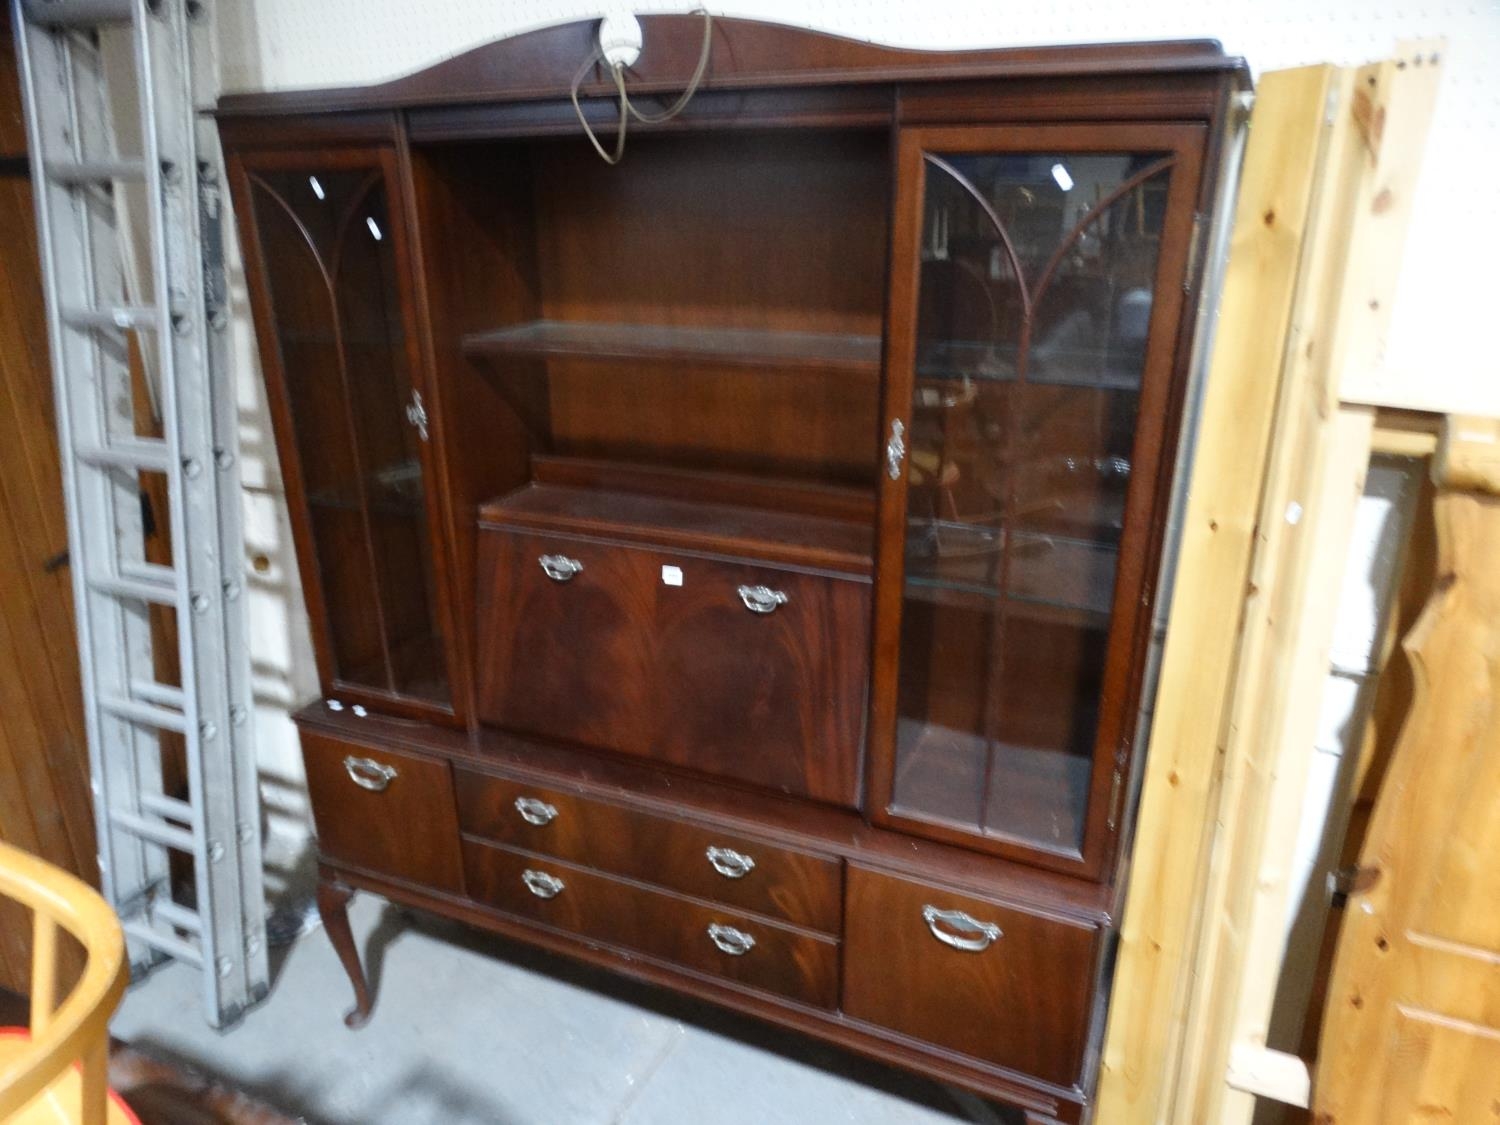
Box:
216, 16, 1243, 117
297, 704, 1118, 921
475, 526, 870, 805
464, 320, 881, 373
462, 837, 840, 1008
301, 730, 464, 894
843, 865, 1099, 1088
454, 769, 842, 932
479, 483, 873, 573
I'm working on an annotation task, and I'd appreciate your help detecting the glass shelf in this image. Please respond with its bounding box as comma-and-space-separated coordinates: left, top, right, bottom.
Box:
916, 340, 1145, 392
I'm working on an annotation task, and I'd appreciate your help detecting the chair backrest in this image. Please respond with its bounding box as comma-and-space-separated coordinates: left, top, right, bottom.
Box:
0, 840, 126, 1124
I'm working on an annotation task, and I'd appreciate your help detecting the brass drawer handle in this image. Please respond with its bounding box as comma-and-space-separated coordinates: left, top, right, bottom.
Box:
707, 922, 755, 956
522, 869, 565, 899
705, 846, 756, 879
922, 905, 1002, 952
737, 585, 788, 614
343, 756, 397, 792
539, 554, 583, 582
514, 796, 558, 826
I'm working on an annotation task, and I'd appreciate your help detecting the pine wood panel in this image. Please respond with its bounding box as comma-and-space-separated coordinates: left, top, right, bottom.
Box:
1172, 45, 1440, 1125
1093, 66, 1332, 1122
0, 10, 98, 996
1312, 417, 1500, 1122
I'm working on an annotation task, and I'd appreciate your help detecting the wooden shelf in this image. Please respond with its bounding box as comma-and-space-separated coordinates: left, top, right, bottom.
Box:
479, 482, 874, 575
462, 320, 882, 374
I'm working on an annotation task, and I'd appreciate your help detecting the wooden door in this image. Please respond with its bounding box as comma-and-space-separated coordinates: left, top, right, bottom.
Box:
0, 9, 98, 993
228, 146, 461, 723
869, 121, 1207, 880
1312, 425, 1500, 1121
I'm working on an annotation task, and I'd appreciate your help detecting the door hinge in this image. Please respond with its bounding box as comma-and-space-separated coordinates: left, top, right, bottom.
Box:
1184, 211, 1206, 294
1107, 766, 1126, 832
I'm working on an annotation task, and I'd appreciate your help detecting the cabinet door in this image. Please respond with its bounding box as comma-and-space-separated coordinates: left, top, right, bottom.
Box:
870, 122, 1207, 878
233, 148, 455, 716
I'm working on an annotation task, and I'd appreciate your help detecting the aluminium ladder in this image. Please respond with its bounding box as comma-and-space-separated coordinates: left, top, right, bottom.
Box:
12, 0, 268, 1025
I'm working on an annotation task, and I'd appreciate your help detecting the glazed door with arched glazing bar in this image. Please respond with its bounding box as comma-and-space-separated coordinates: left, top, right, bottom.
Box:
870, 121, 1208, 880
231, 147, 456, 719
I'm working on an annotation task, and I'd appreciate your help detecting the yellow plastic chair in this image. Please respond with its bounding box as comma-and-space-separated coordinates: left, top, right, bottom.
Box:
0, 841, 135, 1125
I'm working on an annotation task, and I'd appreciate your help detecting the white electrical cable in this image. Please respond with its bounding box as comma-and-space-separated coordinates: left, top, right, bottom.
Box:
570, 9, 714, 166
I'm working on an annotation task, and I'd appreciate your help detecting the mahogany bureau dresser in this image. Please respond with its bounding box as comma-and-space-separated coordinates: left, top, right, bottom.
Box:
217, 16, 1248, 1123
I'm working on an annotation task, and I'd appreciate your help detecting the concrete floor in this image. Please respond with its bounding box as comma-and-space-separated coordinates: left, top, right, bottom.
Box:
111, 875, 1019, 1125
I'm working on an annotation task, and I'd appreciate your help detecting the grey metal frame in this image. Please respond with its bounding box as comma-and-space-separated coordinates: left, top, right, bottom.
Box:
12, 0, 268, 1026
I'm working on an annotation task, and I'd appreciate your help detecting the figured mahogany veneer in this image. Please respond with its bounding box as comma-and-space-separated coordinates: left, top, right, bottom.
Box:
222, 16, 1248, 1123
462, 837, 841, 1008
478, 483, 874, 574
301, 732, 463, 894
454, 769, 843, 933
844, 866, 1101, 1089
475, 523, 872, 806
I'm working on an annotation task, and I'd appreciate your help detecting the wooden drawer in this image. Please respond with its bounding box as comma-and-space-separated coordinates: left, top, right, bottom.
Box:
453, 769, 841, 933
463, 837, 838, 1007
301, 730, 464, 894
475, 527, 869, 806
843, 866, 1099, 1088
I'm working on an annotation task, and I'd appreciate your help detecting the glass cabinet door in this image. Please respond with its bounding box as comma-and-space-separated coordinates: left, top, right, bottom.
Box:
239, 152, 452, 710
873, 123, 1206, 875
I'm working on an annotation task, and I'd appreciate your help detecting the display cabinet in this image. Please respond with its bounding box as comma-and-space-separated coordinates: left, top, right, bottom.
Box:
234, 146, 457, 718
219, 19, 1247, 1123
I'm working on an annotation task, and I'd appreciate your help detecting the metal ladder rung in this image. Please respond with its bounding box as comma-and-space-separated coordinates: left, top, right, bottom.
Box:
119, 559, 177, 586
100, 694, 188, 733
122, 920, 203, 968
149, 896, 203, 935
76, 438, 173, 472
46, 158, 148, 185
130, 679, 186, 712
90, 572, 177, 605
112, 809, 196, 853
62, 305, 158, 332
21, 0, 135, 28
138, 790, 196, 828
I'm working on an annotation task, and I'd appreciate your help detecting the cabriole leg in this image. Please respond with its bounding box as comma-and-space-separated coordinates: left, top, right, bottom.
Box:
316, 877, 373, 1028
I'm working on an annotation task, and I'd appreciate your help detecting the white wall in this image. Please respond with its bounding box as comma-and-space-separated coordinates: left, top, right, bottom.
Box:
223, 2, 1498, 852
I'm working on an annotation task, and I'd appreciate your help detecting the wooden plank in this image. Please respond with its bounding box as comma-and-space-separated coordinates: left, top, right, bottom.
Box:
1334, 44, 1443, 411
1179, 404, 1373, 1124
1312, 417, 1500, 1121
1172, 43, 1442, 1125
1093, 65, 1335, 1123
1371, 406, 1442, 458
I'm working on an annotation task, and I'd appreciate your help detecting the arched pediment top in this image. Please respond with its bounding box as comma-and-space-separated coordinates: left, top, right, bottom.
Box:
217, 15, 1243, 117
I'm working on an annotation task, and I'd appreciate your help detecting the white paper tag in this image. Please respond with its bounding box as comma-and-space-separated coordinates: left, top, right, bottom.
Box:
661, 565, 683, 587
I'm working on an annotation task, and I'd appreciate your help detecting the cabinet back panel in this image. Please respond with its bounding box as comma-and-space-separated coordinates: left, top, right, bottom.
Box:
532, 131, 888, 335
533, 131, 887, 484
546, 357, 879, 483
